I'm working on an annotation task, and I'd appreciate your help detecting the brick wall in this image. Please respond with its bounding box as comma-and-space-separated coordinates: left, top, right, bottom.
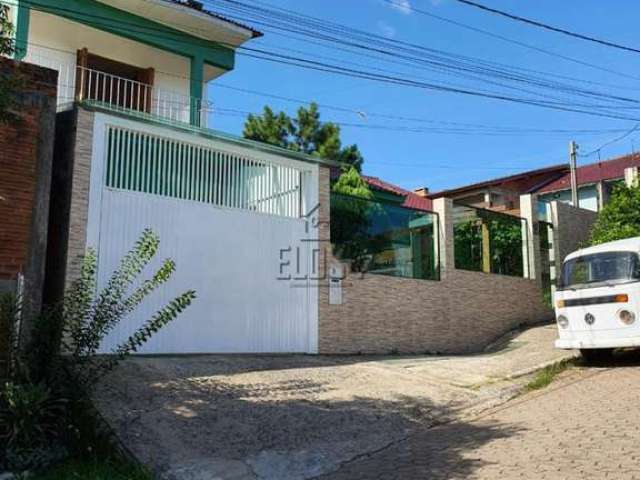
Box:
0, 59, 57, 280
0, 57, 57, 344
318, 172, 553, 354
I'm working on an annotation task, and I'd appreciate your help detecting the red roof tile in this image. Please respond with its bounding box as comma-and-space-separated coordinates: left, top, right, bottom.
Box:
362, 175, 433, 211
537, 153, 640, 193
426, 164, 567, 199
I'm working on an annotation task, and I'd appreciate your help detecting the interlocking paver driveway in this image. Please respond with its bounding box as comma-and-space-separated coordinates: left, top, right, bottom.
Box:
319, 352, 640, 480
96, 325, 572, 479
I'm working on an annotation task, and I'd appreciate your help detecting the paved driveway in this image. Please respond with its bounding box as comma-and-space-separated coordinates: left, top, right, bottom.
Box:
95, 325, 572, 480
320, 350, 640, 480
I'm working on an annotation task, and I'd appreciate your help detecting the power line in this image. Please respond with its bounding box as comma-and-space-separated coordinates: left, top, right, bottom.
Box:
11, 0, 640, 123
579, 123, 640, 157
454, 0, 640, 55
21, 39, 631, 137
12, 0, 638, 115
210, 0, 640, 101
214, 84, 633, 134
382, 0, 640, 83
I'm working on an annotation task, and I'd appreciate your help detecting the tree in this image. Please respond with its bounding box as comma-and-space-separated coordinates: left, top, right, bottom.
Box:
330, 167, 375, 271
332, 165, 373, 198
589, 182, 640, 245
244, 103, 364, 171
0, 5, 18, 125
0, 5, 14, 56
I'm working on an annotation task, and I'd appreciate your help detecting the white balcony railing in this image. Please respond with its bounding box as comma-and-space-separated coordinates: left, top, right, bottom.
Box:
23, 52, 212, 127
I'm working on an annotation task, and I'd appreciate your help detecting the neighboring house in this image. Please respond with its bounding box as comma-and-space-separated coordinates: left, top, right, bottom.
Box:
536, 153, 640, 212
418, 164, 568, 216
362, 175, 433, 211
7, 0, 338, 354
415, 153, 640, 215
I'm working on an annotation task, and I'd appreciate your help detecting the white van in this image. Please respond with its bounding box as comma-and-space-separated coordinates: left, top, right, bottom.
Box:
554, 237, 640, 361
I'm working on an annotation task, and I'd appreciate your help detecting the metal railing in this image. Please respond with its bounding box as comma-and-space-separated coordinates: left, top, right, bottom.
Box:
105, 125, 305, 219
23, 51, 211, 126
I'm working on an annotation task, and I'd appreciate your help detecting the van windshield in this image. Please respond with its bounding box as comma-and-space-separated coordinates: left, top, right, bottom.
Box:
559, 251, 640, 290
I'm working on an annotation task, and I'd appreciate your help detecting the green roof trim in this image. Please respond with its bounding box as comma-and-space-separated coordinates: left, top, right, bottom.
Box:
80, 101, 341, 168
23, 0, 236, 71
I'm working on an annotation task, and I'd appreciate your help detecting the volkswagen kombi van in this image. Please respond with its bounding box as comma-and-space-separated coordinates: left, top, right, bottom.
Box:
555, 237, 640, 361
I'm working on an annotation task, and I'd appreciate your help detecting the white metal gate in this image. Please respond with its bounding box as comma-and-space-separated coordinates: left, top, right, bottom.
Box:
87, 114, 319, 354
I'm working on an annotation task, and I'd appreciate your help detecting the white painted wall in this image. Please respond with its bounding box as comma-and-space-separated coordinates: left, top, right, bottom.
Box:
24, 9, 203, 119
539, 185, 599, 212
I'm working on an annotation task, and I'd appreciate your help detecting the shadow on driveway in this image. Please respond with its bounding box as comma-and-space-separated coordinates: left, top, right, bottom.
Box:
95, 354, 523, 480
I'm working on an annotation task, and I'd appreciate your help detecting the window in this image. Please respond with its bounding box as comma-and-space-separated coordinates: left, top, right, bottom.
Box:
559, 251, 640, 290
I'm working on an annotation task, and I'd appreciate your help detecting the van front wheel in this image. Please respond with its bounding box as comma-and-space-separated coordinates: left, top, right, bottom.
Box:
580, 348, 614, 363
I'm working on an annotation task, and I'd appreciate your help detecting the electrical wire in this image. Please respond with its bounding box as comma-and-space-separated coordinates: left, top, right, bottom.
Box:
10, 0, 640, 122
381, 0, 640, 83
579, 123, 640, 157
453, 0, 640, 55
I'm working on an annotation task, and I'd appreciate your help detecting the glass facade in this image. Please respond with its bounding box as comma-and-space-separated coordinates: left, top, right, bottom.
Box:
330, 193, 440, 281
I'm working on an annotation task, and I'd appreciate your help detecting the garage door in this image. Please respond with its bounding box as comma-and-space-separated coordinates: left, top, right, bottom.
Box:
86, 115, 319, 354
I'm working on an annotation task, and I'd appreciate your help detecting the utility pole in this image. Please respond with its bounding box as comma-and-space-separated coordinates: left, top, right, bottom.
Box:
569, 141, 579, 208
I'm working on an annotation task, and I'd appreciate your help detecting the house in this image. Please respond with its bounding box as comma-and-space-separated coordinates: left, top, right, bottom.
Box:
6, 0, 339, 355
536, 153, 640, 212
417, 164, 568, 216
2, 1, 573, 356
414, 153, 640, 215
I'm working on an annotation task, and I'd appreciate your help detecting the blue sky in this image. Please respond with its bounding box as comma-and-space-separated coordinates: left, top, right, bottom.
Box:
208, 0, 640, 193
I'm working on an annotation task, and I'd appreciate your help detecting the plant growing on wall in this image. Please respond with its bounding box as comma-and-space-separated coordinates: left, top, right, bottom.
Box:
330, 167, 376, 271
454, 220, 483, 271
589, 182, 640, 245
0, 229, 196, 473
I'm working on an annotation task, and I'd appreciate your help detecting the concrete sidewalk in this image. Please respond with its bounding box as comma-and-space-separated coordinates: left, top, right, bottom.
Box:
95, 324, 574, 480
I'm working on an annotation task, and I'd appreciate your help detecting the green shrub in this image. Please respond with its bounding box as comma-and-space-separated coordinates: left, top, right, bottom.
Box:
589, 182, 640, 245
0, 382, 66, 449
0, 229, 196, 474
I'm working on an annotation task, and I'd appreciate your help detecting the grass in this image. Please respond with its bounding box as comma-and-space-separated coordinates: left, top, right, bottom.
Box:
31, 456, 153, 480
525, 358, 576, 392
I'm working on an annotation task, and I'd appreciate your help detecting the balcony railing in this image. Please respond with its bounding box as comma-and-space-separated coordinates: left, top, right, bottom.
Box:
23, 52, 212, 127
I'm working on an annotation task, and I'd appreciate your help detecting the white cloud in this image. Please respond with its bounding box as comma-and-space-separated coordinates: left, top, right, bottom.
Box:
389, 0, 412, 14
378, 21, 397, 38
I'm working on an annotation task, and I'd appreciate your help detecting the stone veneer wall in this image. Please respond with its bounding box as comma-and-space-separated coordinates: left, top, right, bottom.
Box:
317, 166, 553, 354
44, 107, 95, 302
318, 270, 552, 354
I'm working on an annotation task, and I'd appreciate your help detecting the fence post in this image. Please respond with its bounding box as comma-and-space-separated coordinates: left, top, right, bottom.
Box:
432, 197, 455, 279
520, 194, 541, 284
